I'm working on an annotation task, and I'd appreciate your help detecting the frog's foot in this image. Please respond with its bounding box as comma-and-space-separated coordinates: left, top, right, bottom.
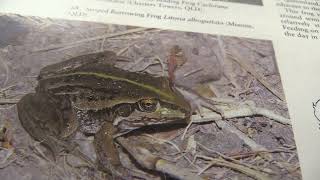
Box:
174, 86, 226, 118
113, 129, 136, 139
192, 97, 225, 118
117, 136, 204, 180
67, 145, 97, 169
94, 122, 122, 176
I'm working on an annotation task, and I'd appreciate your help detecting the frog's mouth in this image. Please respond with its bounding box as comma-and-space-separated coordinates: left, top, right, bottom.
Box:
114, 117, 187, 130
113, 109, 188, 130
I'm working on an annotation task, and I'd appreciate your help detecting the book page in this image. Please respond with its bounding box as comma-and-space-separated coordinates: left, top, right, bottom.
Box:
0, 0, 319, 179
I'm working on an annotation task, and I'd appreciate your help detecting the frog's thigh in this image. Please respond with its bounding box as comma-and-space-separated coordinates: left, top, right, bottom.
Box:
17, 93, 65, 156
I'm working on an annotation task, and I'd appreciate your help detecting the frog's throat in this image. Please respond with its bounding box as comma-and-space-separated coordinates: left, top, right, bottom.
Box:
43, 72, 178, 102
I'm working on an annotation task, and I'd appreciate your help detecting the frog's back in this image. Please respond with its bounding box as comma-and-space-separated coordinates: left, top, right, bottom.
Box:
37, 51, 189, 111
70, 62, 190, 109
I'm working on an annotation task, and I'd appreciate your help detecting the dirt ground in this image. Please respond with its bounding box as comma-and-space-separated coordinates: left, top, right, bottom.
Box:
0, 14, 301, 180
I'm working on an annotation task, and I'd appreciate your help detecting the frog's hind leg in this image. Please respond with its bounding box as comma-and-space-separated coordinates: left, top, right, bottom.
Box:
18, 93, 96, 169
17, 93, 68, 159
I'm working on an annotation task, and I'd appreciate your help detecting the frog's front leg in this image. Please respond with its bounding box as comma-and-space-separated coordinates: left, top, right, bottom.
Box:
94, 122, 129, 178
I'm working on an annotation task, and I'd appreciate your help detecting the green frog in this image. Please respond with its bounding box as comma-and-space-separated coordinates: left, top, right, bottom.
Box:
17, 51, 191, 177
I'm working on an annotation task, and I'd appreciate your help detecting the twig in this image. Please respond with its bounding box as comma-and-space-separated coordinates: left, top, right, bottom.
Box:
61, 154, 84, 178
24, 75, 38, 78
227, 53, 285, 101
0, 85, 16, 93
217, 36, 226, 61
217, 120, 267, 152
153, 56, 166, 76
142, 134, 200, 170
29, 142, 70, 178
240, 41, 267, 58
33, 28, 153, 52
197, 162, 213, 175
236, 77, 254, 97
181, 118, 194, 140
136, 60, 162, 73
229, 147, 296, 159
196, 155, 272, 180
32, 141, 52, 162
0, 157, 17, 169
0, 99, 19, 105
0, 57, 9, 87
175, 86, 226, 118
191, 100, 291, 125
286, 154, 296, 163
156, 159, 203, 180
100, 37, 106, 51
197, 142, 274, 175
0, 148, 15, 169
124, 57, 144, 70
118, 137, 203, 180
183, 68, 203, 77
116, 43, 135, 56
213, 120, 285, 170
142, 134, 181, 153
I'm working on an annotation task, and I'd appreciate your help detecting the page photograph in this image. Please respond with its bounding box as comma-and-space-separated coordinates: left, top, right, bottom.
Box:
0, 14, 302, 180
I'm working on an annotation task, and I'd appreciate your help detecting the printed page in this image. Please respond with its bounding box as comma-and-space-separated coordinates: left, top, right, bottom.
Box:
0, 0, 319, 179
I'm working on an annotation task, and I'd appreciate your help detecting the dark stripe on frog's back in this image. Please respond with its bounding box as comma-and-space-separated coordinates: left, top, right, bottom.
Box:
38, 70, 175, 104
39, 74, 163, 104
75, 62, 172, 95
39, 51, 117, 79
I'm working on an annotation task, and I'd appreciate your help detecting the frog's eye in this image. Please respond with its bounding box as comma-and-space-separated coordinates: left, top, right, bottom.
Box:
138, 98, 158, 112
115, 104, 133, 117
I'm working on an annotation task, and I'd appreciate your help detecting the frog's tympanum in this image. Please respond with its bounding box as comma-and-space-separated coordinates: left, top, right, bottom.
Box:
17, 51, 191, 178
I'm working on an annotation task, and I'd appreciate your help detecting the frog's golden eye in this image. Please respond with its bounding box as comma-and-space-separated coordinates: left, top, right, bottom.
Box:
138, 98, 158, 112
115, 104, 133, 117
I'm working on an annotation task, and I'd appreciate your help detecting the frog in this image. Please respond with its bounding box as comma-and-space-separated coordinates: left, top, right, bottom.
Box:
17, 50, 191, 177
17, 51, 119, 160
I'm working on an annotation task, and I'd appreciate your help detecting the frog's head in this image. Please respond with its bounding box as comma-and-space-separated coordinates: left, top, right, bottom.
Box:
113, 96, 191, 130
